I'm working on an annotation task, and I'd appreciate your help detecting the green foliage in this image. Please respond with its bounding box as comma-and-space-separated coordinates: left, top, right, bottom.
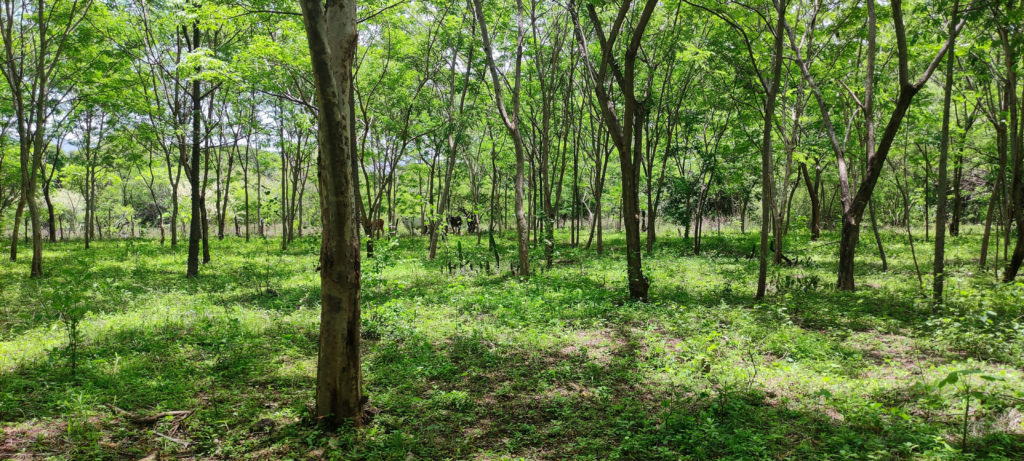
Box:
663, 175, 699, 228
1, 229, 1022, 459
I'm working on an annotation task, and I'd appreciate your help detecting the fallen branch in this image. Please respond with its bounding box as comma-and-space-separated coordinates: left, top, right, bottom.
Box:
104, 404, 193, 426
133, 410, 193, 425
154, 431, 190, 447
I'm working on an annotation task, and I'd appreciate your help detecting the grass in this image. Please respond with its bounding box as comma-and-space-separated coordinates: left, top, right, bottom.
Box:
1, 226, 1022, 460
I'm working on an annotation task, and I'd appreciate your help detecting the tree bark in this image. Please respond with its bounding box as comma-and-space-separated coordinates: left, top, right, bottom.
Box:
755, 0, 786, 300
184, 18, 205, 278
933, 1, 958, 302
800, 162, 820, 240
569, 0, 657, 300
786, 0, 964, 290
1001, 3, 1024, 281
9, 194, 23, 261
472, 0, 530, 276
299, 0, 363, 426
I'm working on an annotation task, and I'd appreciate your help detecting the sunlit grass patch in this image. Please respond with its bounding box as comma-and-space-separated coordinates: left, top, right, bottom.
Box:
1, 230, 1023, 459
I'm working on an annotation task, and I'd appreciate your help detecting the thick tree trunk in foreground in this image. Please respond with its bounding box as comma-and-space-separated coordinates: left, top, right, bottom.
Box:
299, 0, 363, 426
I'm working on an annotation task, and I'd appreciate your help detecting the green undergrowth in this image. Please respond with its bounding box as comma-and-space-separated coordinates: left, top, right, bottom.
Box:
1, 227, 1022, 459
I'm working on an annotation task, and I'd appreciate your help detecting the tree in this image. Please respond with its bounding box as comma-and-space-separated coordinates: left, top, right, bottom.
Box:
0, 0, 92, 276
298, 0, 364, 426
997, 0, 1024, 282
568, 0, 657, 301
786, 0, 966, 290
472, 0, 531, 277
933, 0, 961, 303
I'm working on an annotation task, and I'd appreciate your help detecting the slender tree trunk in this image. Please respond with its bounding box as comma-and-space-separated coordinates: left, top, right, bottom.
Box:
923, 146, 931, 242
217, 148, 234, 240
186, 22, 203, 278
801, 163, 820, 240
933, 3, 957, 301
256, 146, 264, 238
473, 0, 530, 276
755, 0, 786, 300
42, 175, 55, 243
170, 181, 179, 247
950, 149, 963, 237
869, 198, 887, 271
1002, 17, 1024, 281
27, 175, 41, 276
201, 135, 211, 264
280, 104, 289, 250
428, 139, 457, 260
980, 129, 1004, 267
740, 196, 747, 234
9, 194, 23, 261
244, 159, 250, 242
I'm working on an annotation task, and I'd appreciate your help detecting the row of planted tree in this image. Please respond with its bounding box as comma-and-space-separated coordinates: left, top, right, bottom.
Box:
2, 0, 1024, 300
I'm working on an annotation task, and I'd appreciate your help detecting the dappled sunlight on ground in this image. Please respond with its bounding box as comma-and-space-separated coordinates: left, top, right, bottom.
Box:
1, 230, 1023, 459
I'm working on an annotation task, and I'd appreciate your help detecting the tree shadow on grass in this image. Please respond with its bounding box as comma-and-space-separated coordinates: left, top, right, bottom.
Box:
2, 303, 1021, 459
1, 239, 322, 339
0, 307, 322, 458
352, 325, 1022, 459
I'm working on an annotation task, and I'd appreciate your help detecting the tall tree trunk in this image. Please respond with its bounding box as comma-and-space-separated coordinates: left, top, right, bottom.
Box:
428, 140, 457, 260
243, 151, 250, 242
280, 103, 289, 251
980, 127, 1005, 267
786, 0, 963, 290
186, 22, 203, 279
1001, 8, 1024, 281
201, 131, 211, 264
923, 145, 932, 242
473, 0, 530, 276
299, 0, 363, 426
933, 2, 957, 302
170, 178, 180, 247
568, 0, 657, 300
42, 169, 55, 243
869, 198, 887, 271
217, 146, 234, 240
755, 0, 786, 300
950, 149, 963, 237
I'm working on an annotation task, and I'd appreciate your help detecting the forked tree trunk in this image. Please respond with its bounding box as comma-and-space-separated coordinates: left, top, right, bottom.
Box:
568, 0, 657, 300
801, 163, 820, 240
472, 0, 530, 276
787, 0, 963, 290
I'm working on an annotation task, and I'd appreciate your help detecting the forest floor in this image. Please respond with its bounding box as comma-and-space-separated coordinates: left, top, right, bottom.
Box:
1, 228, 1023, 460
